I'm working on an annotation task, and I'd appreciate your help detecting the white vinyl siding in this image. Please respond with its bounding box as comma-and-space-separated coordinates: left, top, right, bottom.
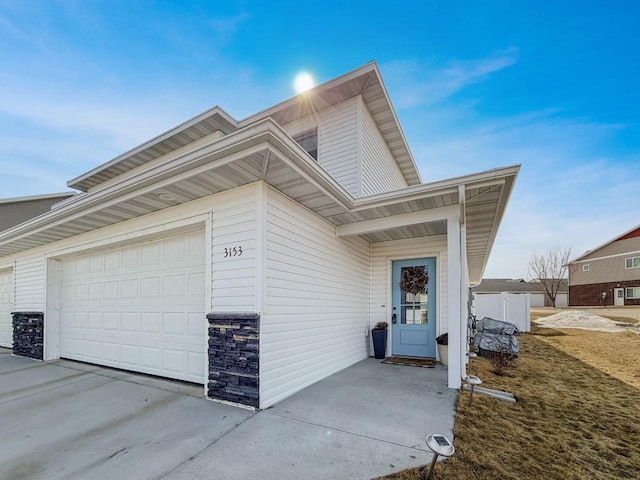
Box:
59, 231, 206, 383
14, 254, 45, 312
360, 101, 407, 196
260, 187, 370, 408
371, 236, 448, 340
283, 97, 360, 196
569, 237, 640, 285
0, 268, 13, 347
210, 186, 257, 311
2, 184, 258, 362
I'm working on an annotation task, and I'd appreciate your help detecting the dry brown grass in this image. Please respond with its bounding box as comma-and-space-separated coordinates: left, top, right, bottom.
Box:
530, 308, 640, 388
375, 333, 640, 480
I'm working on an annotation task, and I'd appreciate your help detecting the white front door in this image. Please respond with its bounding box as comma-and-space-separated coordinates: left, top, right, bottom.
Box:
614, 288, 625, 306
59, 231, 207, 384
0, 269, 13, 348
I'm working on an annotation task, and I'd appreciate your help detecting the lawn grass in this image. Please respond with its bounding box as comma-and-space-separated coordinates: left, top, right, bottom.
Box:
376, 332, 640, 480
601, 315, 639, 324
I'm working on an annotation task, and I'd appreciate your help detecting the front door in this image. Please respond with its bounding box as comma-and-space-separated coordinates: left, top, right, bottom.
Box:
614, 288, 625, 306
391, 258, 436, 357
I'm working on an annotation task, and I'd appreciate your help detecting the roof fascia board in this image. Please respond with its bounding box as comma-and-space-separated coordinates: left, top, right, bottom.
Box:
474, 173, 518, 282
337, 205, 458, 237
0, 120, 274, 245
0, 192, 75, 205
0, 140, 272, 248
263, 124, 354, 211
67, 106, 239, 191
351, 166, 517, 211
0, 118, 354, 249
569, 223, 640, 264
85, 130, 227, 194
373, 63, 422, 184
238, 61, 378, 127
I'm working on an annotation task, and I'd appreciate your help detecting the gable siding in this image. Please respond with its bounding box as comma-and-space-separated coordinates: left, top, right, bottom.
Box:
260, 187, 370, 408
282, 97, 360, 196
14, 254, 45, 312
370, 236, 449, 338
0, 196, 73, 233
360, 101, 407, 196
570, 236, 640, 285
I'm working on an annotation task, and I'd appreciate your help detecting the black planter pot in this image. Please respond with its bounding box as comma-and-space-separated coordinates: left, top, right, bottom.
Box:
372, 329, 387, 359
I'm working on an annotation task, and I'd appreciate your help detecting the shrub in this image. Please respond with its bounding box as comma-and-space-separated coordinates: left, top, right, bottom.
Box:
488, 347, 514, 375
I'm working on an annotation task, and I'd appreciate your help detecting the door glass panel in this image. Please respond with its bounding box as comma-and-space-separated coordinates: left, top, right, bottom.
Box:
400, 266, 429, 325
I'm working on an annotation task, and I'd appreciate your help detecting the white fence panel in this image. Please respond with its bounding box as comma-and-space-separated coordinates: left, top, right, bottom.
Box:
473, 292, 531, 332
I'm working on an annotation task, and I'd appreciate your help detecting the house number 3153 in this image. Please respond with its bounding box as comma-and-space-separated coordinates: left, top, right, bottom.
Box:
224, 246, 243, 258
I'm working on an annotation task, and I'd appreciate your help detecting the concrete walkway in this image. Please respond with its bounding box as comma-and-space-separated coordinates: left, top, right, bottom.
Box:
0, 348, 456, 480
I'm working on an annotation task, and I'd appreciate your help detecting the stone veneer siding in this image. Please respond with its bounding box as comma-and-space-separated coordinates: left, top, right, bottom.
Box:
206, 312, 259, 408
12, 312, 44, 360
569, 280, 640, 306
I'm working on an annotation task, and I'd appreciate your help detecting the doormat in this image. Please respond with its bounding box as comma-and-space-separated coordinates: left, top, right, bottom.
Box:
382, 356, 436, 368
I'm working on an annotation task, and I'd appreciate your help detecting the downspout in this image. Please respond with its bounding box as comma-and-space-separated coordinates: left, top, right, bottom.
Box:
458, 184, 468, 383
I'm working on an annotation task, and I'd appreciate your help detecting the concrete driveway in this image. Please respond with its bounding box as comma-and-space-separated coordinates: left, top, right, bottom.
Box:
0, 348, 456, 480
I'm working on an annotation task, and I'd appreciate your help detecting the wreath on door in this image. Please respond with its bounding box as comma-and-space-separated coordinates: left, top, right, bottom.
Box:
399, 266, 428, 295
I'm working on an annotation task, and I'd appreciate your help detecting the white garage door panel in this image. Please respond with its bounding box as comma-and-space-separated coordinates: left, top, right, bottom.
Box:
0, 269, 14, 348
60, 231, 206, 383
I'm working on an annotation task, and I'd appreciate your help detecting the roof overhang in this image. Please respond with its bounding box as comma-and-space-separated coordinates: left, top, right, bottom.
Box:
0, 192, 75, 205
0, 118, 518, 284
568, 223, 640, 264
334, 167, 519, 283
67, 106, 240, 192
241, 61, 421, 187
67, 61, 421, 194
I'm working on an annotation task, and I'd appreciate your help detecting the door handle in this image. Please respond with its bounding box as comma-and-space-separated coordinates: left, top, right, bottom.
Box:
391, 313, 397, 324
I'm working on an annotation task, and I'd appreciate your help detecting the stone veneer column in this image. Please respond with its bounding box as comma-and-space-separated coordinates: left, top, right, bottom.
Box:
12, 312, 44, 360
206, 312, 259, 408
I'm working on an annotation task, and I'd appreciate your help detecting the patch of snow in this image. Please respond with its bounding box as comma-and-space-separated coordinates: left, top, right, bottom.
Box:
535, 311, 640, 334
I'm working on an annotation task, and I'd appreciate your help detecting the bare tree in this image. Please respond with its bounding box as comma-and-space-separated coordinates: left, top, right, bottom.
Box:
528, 246, 571, 307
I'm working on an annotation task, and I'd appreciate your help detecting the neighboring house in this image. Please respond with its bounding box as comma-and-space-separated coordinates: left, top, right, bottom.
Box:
472, 278, 568, 307
568, 225, 640, 306
0, 193, 75, 232
0, 62, 519, 409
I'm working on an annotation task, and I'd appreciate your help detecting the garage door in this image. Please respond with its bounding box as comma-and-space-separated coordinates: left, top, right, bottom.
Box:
60, 231, 206, 383
0, 269, 13, 348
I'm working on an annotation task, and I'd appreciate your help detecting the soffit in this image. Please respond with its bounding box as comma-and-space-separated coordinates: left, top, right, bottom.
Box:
0, 121, 349, 257
1, 117, 517, 286
67, 62, 420, 195
334, 180, 515, 284
68, 107, 239, 192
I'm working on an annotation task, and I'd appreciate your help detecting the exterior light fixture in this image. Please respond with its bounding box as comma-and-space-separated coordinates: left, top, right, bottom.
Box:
465, 375, 483, 405
158, 193, 176, 201
425, 434, 455, 479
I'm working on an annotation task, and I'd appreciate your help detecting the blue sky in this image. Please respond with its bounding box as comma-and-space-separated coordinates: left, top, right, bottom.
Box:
1, 1, 638, 279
